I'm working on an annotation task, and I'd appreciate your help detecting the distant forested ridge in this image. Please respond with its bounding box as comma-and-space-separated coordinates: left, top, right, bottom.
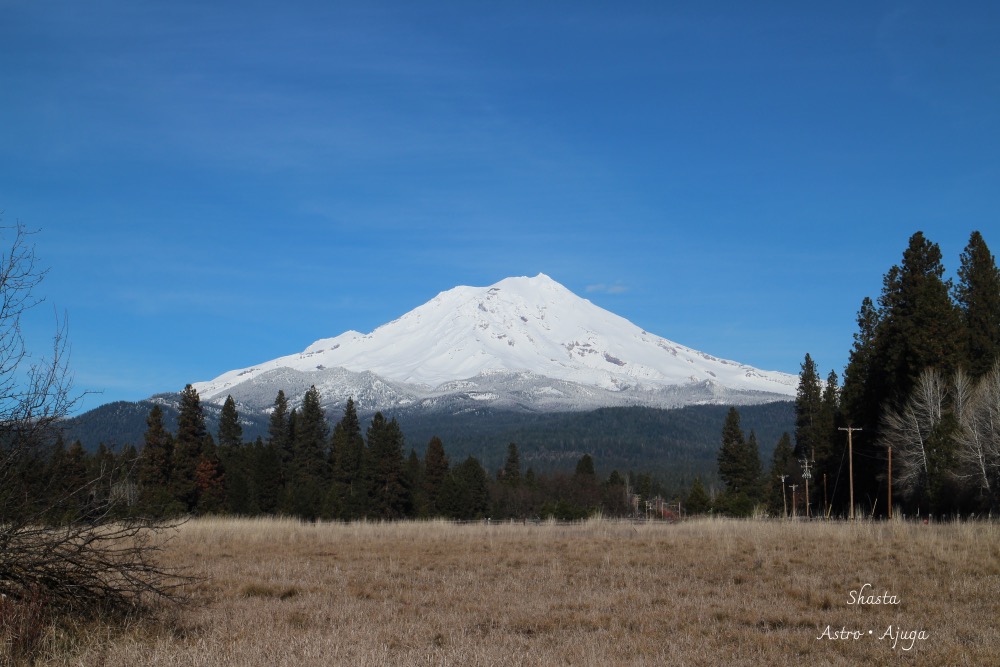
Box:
63, 398, 793, 488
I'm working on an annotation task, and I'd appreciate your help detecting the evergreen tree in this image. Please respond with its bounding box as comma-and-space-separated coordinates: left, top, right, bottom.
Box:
330, 397, 367, 519
220, 443, 256, 516
812, 369, 841, 511
194, 439, 226, 515
841, 296, 882, 426
745, 430, 763, 501
285, 385, 329, 518
138, 405, 174, 513
366, 412, 408, 519
717, 407, 747, 493
955, 231, 1000, 378
571, 453, 601, 513
252, 437, 282, 514
716, 407, 761, 515
268, 390, 291, 464
441, 457, 490, 519
422, 436, 449, 516
405, 449, 422, 518
685, 477, 710, 515
172, 384, 207, 512
218, 395, 243, 449
501, 443, 521, 486
877, 232, 964, 408
574, 453, 596, 478
794, 353, 823, 459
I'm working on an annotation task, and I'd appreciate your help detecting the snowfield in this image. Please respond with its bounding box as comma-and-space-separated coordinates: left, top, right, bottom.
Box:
193, 274, 796, 413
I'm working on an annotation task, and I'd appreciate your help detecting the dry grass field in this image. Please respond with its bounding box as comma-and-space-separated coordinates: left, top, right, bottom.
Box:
24, 516, 1000, 666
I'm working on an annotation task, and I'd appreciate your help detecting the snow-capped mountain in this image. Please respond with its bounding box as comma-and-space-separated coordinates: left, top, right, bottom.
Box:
192, 274, 797, 414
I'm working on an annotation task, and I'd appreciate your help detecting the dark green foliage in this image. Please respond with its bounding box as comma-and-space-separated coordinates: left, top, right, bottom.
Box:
171, 385, 208, 512
194, 442, 226, 515
795, 354, 823, 458
284, 386, 329, 519
794, 357, 840, 513
685, 477, 710, 515
877, 232, 964, 408
268, 390, 291, 465
421, 436, 449, 516
252, 438, 282, 514
218, 395, 243, 449
575, 453, 596, 478
955, 231, 1000, 377
64, 398, 794, 492
717, 408, 746, 493
330, 398, 367, 520
841, 296, 882, 428
440, 457, 490, 519
138, 405, 175, 513
716, 408, 763, 515
71, 384, 796, 521
366, 412, 409, 520
501, 443, 521, 486
405, 449, 422, 515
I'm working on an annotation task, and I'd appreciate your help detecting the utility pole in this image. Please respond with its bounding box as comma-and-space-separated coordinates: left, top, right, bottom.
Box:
790, 484, 798, 519
779, 475, 788, 519
799, 457, 814, 519
887, 445, 892, 520
839, 426, 862, 520
823, 473, 829, 519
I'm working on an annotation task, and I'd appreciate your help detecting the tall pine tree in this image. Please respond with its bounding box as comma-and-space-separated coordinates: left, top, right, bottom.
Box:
716, 407, 762, 515
877, 231, 963, 409
795, 353, 823, 459
171, 384, 207, 512
366, 412, 408, 519
955, 231, 1000, 378
285, 385, 329, 519
422, 436, 449, 517
330, 397, 367, 519
138, 405, 172, 495
218, 395, 243, 449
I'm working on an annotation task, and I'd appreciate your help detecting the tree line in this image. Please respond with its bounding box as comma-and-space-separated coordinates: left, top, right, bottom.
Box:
32, 385, 674, 521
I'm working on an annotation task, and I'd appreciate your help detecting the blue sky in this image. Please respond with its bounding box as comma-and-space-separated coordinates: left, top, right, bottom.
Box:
2, 1, 998, 413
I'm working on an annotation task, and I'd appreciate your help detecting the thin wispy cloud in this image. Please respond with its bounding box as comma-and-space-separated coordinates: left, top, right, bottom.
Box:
586, 282, 629, 295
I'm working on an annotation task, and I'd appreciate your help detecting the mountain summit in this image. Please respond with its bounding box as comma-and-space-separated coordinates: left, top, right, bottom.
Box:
192, 274, 796, 414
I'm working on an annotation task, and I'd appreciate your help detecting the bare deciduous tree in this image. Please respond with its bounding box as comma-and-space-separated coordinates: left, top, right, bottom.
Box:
880, 367, 948, 499
0, 222, 185, 627
955, 362, 1000, 508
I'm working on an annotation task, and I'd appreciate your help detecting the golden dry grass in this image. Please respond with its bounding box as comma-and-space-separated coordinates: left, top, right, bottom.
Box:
29, 517, 1000, 666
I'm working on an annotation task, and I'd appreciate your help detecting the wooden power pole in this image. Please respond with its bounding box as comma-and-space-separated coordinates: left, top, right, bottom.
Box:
839, 426, 862, 520
887, 445, 892, 520
779, 475, 788, 519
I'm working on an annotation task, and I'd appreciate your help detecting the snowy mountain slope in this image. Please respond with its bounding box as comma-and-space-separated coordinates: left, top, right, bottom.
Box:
193, 274, 797, 412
